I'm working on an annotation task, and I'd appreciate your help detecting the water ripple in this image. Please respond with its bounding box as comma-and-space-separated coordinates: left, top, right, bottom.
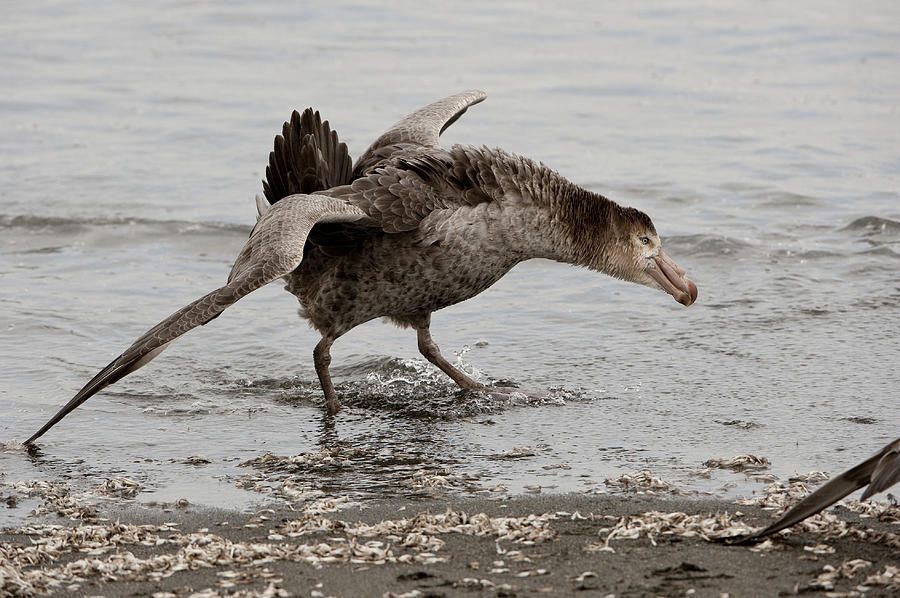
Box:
665, 234, 755, 257
841, 216, 900, 236
0, 213, 252, 236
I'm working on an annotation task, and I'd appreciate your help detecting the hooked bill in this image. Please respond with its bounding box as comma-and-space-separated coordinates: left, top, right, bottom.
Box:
648, 250, 698, 306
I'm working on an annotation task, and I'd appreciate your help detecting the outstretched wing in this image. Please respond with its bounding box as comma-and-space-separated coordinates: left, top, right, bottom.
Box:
264, 108, 353, 203
353, 90, 486, 177
734, 436, 900, 543
25, 195, 367, 444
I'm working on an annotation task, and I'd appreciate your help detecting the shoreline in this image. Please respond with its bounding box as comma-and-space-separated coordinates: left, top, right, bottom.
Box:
3, 488, 898, 597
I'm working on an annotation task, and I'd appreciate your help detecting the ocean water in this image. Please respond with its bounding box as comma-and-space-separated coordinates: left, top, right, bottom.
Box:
1, 1, 898, 523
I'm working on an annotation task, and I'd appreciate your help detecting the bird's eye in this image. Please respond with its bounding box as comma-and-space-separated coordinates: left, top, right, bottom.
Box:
640, 236, 650, 245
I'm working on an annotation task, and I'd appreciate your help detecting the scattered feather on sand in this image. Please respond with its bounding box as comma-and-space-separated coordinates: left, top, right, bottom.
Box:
279, 509, 557, 547
232, 447, 487, 504
4, 452, 899, 597
841, 499, 900, 522
736, 479, 900, 547
603, 470, 672, 494
591, 510, 756, 552
736, 479, 813, 510
808, 558, 872, 592
861, 565, 900, 591
92, 477, 142, 499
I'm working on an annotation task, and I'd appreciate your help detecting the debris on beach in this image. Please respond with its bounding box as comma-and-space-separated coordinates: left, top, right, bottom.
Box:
737, 479, 813, 510
738, 476, 899, 521
240, 447, 371, 472
407, 469, 475, 491
92, 477, 141, 499
6, 480, 98, 522
736, 479, 900, 547
3, 466, 898, 597
0, 473, 564, 596
279, 509, 557, 548
803, 543, 836, 555
603, 469, 673, 493
807, 558, 872, 592
593, 510, 756, 552
861, 565, 900, 591
490, 446, 540, 460
6, 530, 439, 593
841, 499, 900, 522
231, 446, 485, 505
788, 471, 829, 484
703, 455, 771, 472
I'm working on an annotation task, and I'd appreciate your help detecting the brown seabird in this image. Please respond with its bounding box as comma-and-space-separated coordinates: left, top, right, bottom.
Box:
25, 90, 697, 443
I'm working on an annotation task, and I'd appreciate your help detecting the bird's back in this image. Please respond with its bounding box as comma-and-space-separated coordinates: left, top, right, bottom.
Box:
287, 146, 527, 336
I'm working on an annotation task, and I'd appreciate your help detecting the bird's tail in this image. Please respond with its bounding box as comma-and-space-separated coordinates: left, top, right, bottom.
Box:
263, 108, 353, 203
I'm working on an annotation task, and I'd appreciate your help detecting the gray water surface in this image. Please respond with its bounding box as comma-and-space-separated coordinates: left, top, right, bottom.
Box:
2, 1, 898, 524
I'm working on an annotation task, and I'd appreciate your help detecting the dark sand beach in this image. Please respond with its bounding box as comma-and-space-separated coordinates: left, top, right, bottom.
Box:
3, 483, 898, 598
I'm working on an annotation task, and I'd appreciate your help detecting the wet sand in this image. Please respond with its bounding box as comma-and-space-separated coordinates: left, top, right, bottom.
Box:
3, 490, 898, 597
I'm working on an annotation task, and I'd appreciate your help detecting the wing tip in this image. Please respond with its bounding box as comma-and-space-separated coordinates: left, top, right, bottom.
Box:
465, 89, 487, 102
256, 194, 272, 219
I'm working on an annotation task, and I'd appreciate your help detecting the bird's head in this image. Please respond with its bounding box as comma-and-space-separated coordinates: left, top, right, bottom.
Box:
607, 207, 698, 307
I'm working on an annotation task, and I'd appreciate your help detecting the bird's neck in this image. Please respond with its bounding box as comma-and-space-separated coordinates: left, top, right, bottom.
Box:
482, 149, 624, 273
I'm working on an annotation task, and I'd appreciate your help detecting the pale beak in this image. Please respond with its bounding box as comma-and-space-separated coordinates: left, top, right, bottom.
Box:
647, 250, 698, 306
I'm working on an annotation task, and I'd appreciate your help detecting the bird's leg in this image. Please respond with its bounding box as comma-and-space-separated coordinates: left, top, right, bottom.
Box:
414, 317, 550, 403
313, 336, 341, 414
416, 325, 484, 390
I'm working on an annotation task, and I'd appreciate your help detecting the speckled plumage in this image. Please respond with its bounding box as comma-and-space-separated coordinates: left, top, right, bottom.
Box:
26, 90, 697, 443
293, 145, 609, 334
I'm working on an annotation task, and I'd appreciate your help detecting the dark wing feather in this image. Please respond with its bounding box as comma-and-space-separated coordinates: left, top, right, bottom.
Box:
264, 92, 486, 253
263, 109, 353, 203
25, 196, 367, 444
303, 220, 376, 257
860, 438, 900, 500
734, 436, 900, 544
353, 90, 486, 177
323, 147, 497, 236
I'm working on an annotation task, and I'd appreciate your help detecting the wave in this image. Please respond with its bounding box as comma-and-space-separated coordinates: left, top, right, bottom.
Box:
750, 190, 821, 208
857, 246, 899, 258
0, 214, 252, 236
664, 234, 755, 257
841, 216, 900, 236
769, 248, 839, 260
